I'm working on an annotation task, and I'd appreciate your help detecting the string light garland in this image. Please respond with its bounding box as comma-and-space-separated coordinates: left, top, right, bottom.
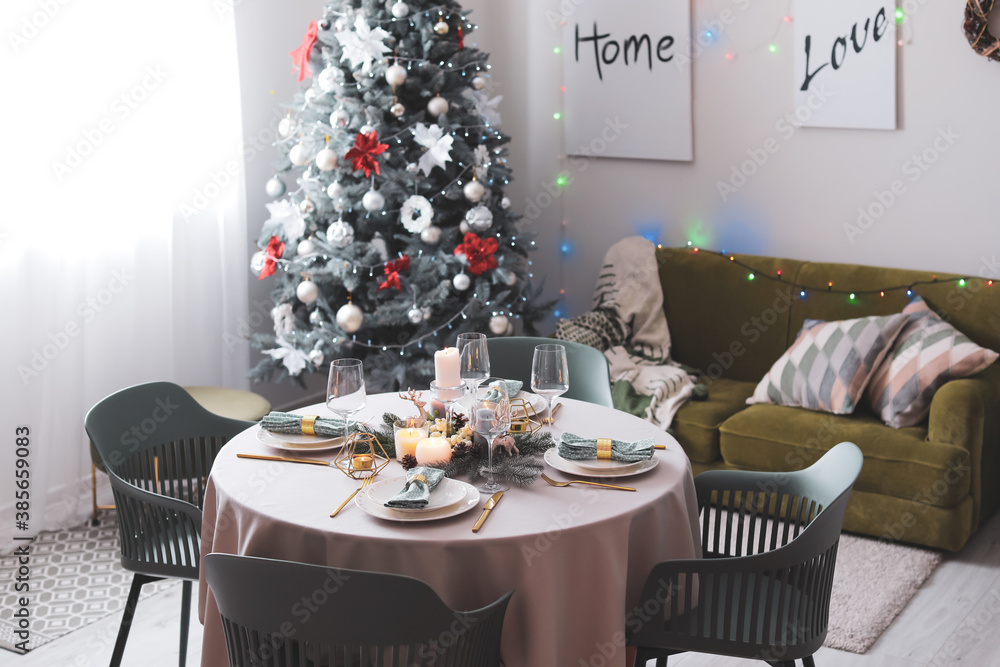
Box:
671, 244, 988, 301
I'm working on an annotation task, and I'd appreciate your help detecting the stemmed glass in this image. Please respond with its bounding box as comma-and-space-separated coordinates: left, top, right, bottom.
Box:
326, 358, 366, 442
458, 332, 490, 414
531, 344, 569, 426
471, 378, 511, 494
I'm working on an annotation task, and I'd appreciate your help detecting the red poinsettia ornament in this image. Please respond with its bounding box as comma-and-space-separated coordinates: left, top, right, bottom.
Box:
345, 131, 389, 177
379, 255, 411, 291
289, 20, 319, 82
259, 236, 285, 280
453, 233, 498, 275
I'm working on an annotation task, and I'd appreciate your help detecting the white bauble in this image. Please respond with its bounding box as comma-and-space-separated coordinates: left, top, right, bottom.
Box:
391, 102, 406, 117
327, 180, 344, 199
296, 280, 320, 304
297, 239, 316, 256
265, 176, 286, 198
434, 19, 449, 35
471, 76, 487, 90
407, 306, 423, 324
336, 303, 364, 333
489, 315, 509, 335
299, 198, 315, 215
463, 180, 486, 203
495, 267, 518, 286
318, 67, 341, 92
329, 108, 350, 127
500, 196, 511, 209
459, 220, 471, 234
405, 162, 418, 173
328, 220, 355, 247
452, 273, 471, 291
334, 17, 348, 31
427, 95, 449, 116
304, 88, 318, 105
420, 225, 442, 244
250, 251, 266, 273
391, 1, 409, 18
289, 143, 311, 166
362, 188, 385, 212
278, 116, 296, 137
309, 310, 324, 326
315, 148, 338, 171
505, 321, 514, 336
385, 64, 407, 86
359, 124, 375, 135
308, 349, 325, 366
465, 206, 493, 232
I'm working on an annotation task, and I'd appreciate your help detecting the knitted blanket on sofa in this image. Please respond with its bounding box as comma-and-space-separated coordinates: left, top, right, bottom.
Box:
556, 236, 695, 428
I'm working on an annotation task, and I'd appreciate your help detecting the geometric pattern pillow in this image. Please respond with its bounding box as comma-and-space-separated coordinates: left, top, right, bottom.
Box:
747, 313, 909, 415
866, 297, 999, 428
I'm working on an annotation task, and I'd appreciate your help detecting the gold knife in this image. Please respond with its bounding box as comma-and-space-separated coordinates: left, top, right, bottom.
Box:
472, 491, 504, 533
237, 453, 330, 466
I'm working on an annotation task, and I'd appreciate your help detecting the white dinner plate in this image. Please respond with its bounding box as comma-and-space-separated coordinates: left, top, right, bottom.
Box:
364, 476, 468, 513
256, 428, 345, 452
544, 448, 659, 478
355, 479, 480, 522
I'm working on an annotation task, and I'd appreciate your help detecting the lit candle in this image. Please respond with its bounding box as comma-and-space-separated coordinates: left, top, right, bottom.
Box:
352, 453, 374, 470
394, 419, 428, 461
434, 347, 461, 387
415, 436, 452, 465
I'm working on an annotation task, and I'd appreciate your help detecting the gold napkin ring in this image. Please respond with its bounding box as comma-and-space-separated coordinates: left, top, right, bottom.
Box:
596, 438, 613, 460
300, 415, 319, 436
412, 474, 428, 486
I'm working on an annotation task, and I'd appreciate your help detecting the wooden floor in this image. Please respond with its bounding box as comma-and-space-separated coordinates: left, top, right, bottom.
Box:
12, 511, 1000, 667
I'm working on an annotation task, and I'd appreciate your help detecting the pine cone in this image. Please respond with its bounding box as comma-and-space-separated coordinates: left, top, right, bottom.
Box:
452, 413, 468, 429
451, 440, 471, 459
467, 441, 484, 459
400, 454, 418, 471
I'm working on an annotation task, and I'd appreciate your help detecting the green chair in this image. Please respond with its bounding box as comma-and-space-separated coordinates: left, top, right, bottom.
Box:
486, 336, 614, 407
85, 382, 255, 667
628, 442, 864, 667
205, 553, 513, 667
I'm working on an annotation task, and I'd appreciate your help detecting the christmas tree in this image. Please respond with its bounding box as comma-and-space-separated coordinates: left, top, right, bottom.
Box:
250, 0, 550, 390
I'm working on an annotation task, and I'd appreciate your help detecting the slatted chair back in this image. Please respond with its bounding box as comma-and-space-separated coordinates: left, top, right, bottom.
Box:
629, 442, 863, 664
487, 336, 614, 407
205, 554, 513, 667
85, 381, 254, 578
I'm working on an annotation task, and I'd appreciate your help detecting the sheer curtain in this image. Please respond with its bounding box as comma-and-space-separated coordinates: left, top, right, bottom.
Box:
0, 0, 249, 551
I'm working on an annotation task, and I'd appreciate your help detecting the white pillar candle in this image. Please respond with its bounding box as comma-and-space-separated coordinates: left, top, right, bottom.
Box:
394, 426, 427, 461
434, 347, 462, 387
415, 436, 452, 465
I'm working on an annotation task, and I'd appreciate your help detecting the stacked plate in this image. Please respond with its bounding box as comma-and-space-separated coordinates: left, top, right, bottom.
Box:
256, 428, 345, 453
543, 448, 659, 478
355, 476, 480, 522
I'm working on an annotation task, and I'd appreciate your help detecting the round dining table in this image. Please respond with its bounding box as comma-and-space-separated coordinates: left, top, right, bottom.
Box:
198, 393, 702, 667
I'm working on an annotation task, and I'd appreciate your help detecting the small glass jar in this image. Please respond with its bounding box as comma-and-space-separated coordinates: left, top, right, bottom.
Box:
393, 417, 428, 462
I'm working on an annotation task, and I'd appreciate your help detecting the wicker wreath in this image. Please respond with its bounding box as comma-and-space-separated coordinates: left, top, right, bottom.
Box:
964, 0, 1000, 61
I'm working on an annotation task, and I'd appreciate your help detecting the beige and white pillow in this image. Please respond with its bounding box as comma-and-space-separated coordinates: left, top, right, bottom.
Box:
748, 314, 909, 415
866, 297, 998, 428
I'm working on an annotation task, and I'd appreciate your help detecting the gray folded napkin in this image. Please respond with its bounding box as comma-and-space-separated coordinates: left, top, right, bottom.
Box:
385, 467, 447, 509
558, 432, 655, 463
483, 380, 521, 401
260, 411, 344, 437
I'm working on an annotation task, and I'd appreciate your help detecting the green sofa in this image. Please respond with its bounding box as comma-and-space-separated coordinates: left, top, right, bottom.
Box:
658, 247, 1000, 552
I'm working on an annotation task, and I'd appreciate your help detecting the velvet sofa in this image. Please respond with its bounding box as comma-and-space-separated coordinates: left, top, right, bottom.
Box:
658, 247, 1000, 552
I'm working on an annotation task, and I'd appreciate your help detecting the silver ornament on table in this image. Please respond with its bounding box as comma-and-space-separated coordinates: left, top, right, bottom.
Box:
420, 225, 442, 244
391, 101, 406, 117
297, 279, 320, 304
330, 108, 350, 127
500, 196, 511, 209
362, 188, 385, 212
289, 143, 311, 166
265, 176, 286, 198
299, 198, 316, 215
328, 219, 355, 247
327, 180, 345, 199
466, 206, 493, 232
385, 64, 407, 86
452, 273, 471, 291
434, 19, 449, 35
471, 76, 487, 91
391, 1, 409, 18
427, 95, 449, 116
407, 305, 423, 324
309, 309, 325, 326
463, 180, 486, 203
297, 238, 316, 256
308, 348, 325, 366
489, 315, 509, 335
315, 148, 338, 171
336, 302, 364, 333
318, 66, 342, 92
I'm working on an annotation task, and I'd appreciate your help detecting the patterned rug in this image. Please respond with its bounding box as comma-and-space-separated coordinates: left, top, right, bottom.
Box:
0, 512, 177, 654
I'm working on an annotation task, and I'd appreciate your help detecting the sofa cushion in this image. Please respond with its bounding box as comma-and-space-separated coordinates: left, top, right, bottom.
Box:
748, 314, 909, 414
671, 378, 756, 463
867, 297, 999, 428
719, 404, 971, 508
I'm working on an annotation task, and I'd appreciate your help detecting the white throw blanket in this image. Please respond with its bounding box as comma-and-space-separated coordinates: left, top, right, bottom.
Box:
597, 237, 695, 428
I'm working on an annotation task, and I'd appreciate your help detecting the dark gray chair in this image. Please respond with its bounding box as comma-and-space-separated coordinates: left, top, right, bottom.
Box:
85, 381, 254, 667
486, 336, 614, 407
628, 442, 864, 667
204, 554, 513, 667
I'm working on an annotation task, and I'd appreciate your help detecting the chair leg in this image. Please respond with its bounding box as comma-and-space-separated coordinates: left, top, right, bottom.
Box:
802, 657, 816, 667
110, 574, 161, 667
91, 464, 99, 526
178, 580, 192, 667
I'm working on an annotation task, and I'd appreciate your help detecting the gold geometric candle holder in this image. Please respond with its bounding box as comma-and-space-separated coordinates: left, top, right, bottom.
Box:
507, 397, 542, 434
334, 431, 391, 479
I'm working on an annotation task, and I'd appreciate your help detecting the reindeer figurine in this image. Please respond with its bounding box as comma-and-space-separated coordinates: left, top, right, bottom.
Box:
398, 388, 429, 422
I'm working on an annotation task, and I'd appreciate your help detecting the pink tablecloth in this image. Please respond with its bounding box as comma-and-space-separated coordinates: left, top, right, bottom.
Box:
198, 394, 701, 667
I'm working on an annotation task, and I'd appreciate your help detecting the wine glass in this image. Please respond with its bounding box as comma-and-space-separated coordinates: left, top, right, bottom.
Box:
458, 332, 490, 413
471, 378, 511, 494
326, 358, 366, 442
531, 344, 569, 426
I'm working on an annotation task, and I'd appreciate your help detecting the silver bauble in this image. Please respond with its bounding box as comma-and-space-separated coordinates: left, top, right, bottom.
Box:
328, 220, 355, 247
433, 19, 449, 35
336, 302, 364, 333
385, 64, 407, 86
465, 205, 493, 232
329, 108, 350, 127
315, 148, 338, 171
250, 251, 266, 273
333, 199, 345, 212
405, 162, 419, 173
303, 88, 318, 105
489, 315, 509, 335
391, 1, 409, 18
265, 176, 286, 198
471, 76, 487, 90
452, 273, 471, 291
278, 116, 296, 137
334, 17, 348, 31
407, 306, 423, 324
463, 180, 486, 202
318, 67, 341, 92
391, 102, 406, 117
420, 225, 442, 244
308, 348, 325, 366
297, 239, 316, 256
362, 188, 385, 212
500, 196, 511, 209
327, 180, 344, 199
359, 124, 375, 135
496, 267, 518, 286
296, 280, 320, 304
427, 95, 449, 116
289, 143, 311, 166
299, 198, 315, 215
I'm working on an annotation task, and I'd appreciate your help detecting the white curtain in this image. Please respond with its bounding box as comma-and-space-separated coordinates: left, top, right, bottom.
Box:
0, 0, 249, 552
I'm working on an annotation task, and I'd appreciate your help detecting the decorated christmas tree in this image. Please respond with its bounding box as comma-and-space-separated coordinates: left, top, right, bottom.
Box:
250, 0, 550, 390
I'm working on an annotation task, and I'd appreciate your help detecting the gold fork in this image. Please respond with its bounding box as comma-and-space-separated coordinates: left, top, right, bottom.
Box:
330, 475, 377, 517
540, 472, 636, 492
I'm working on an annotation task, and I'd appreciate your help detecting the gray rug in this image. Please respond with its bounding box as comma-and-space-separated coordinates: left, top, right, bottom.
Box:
825, 534, 943, 653
0, 512, 177, 653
